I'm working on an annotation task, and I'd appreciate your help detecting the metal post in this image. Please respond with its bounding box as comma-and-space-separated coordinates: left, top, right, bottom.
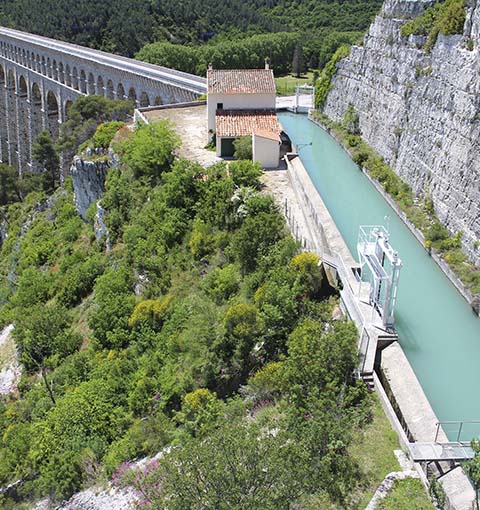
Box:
457, 422, 463, 443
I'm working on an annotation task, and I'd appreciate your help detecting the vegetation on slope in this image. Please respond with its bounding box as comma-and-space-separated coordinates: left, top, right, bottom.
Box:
314, 45, 351, 110
136, 32, 299, 76
400, 0, 466, 51
0, 96, 387, 508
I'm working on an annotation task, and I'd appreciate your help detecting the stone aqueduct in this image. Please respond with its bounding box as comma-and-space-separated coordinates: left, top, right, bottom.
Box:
0, 27, 207, 173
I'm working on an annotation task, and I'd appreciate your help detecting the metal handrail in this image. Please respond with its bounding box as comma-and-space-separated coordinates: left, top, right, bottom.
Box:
286, 151, 372, 373
435, 420, 480, 443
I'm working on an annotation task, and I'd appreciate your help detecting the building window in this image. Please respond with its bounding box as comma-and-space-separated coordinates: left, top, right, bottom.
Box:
217, 102, 223, 110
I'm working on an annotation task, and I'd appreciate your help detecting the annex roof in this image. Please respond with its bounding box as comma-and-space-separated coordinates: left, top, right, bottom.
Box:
253, 129, 281, 142
207, 69, 276, 94
215, 109, 281, 139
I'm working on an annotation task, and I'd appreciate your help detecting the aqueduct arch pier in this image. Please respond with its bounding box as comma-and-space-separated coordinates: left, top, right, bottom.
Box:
0, 26, 207, 173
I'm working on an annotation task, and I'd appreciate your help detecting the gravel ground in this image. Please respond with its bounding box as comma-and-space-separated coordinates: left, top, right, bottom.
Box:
142, 104, 219, 167
32, 486, 137, 510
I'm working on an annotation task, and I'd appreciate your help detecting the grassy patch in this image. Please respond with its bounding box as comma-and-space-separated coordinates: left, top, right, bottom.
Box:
349, 395, 401, 509
378, 478, 435, 510
275, 72, 314, 96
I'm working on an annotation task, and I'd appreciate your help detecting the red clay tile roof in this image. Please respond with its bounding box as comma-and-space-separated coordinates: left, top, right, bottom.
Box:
208, 69, 276, 94
215, 109, 281, 139
253, 129, 280, 142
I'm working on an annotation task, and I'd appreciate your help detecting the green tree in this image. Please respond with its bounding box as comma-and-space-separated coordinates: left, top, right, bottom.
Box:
92, 120, 125, 149
465, 439, 480, 510
189, 218, 215, 259
116, 418, 306, 510
233, 135, 253, 160
195, 163, 235, 228
229, 160, 262, 188
89, 266, 135, 349
13, 303, 81, 404
281, 319, 369, 502
292, 43, 304, 77
233, 211, 285, 272
30, 379, 123, 499
0, 163, 19, 205
218, 303, 264, 377
116, 121, 180, 182
175, 388, 222, 437
32, 131, 60, 191
203, 264, 241, 303
290, 251, 323, 299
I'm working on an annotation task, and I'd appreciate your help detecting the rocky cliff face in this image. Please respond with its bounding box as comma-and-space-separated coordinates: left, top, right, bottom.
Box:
70, 156, 110, 220
324, 0, 480, 264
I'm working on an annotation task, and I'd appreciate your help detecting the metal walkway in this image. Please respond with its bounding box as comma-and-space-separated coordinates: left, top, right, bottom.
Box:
408, 442, 474, 462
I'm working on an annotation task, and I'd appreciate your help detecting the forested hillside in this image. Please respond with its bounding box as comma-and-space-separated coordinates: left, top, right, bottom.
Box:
0, 0, 382, 70
0, 96, 379, 508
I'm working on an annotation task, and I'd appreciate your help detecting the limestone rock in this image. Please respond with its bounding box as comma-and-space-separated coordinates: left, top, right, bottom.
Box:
70, 156, 109, 220
324, 0, 480, 264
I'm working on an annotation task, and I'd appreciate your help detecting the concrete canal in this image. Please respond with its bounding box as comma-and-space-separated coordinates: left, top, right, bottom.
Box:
279, 112, 480, 439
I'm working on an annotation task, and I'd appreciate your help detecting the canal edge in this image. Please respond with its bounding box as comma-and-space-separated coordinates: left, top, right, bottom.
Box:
307, 115, 478, 315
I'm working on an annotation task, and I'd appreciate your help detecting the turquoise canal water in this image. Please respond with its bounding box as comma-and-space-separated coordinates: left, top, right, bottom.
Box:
278, 112, 480, 439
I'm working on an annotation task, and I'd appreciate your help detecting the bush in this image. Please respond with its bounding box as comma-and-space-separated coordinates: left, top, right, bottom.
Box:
229, 160, 262, 188
116, 121, 180, 181
290, 252, 323, 298
425, 221, 449, 243
92, 121, 125, 149
189, 219, 215, 260
89, 266, 135, 349
175, 388, 222, 437
243, 362, 283, 403
128, 295, 174, 330
315, 44, 351, 110
203, 264, 240, 303
400, 0, 466, 51
233, 136, 253, 160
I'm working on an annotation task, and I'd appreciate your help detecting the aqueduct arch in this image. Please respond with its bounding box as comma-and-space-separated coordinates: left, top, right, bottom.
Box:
0, 25, 206, 173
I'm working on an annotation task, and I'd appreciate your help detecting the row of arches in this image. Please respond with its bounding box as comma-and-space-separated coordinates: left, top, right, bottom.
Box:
0, 40, 163, 107
0, 64, 61, 117
0, 62, 61, 172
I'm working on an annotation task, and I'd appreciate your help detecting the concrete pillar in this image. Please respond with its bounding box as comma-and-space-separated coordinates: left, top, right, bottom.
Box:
0, 76, 6, 163
26, 96, 34, 172
16, 89, 30, 175
5, 81, 18, 169
30, 83, 43, 173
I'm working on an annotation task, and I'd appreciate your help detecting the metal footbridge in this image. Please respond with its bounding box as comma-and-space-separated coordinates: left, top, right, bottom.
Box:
408, 421, 480, 462
408, 442, 474, 462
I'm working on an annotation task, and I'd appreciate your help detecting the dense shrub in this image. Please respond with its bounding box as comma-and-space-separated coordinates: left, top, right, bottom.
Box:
400, 0, 466, 51
315, 44, 351, 110
233, 136, 253, 161
116, 121, 180, 181
203, 264, 241, 303
92, 121, 126, 149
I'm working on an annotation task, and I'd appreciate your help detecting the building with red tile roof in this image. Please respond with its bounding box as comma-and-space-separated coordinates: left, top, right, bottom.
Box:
207, 69, 276, 95
207, 62, 281, 168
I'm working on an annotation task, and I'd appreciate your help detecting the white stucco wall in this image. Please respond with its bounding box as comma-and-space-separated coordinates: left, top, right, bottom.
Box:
252, 133, 280, 169
207, 92, 276, 134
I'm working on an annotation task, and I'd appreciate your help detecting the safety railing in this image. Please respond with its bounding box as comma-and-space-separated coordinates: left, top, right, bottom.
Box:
435, 421, 480, 444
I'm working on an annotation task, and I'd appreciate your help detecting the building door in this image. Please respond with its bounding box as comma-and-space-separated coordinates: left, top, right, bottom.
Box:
221, 138, 235, 157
